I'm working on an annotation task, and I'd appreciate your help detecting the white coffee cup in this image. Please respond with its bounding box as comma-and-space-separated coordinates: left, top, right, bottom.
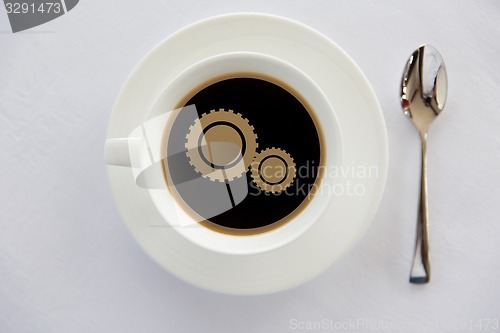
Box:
105, 52, 342, 255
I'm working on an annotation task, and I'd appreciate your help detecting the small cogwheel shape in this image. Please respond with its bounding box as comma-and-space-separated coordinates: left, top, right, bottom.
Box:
250, 148, 296, 193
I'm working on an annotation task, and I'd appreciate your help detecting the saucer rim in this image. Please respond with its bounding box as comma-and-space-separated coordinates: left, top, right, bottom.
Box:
106, 12, 388, 295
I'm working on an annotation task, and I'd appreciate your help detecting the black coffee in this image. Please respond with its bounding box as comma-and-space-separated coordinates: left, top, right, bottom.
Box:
163, 74, 324, 235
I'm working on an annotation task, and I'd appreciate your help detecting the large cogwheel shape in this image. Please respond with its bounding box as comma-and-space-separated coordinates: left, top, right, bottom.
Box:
185, 109, 258, 182
250, 148, 296, 193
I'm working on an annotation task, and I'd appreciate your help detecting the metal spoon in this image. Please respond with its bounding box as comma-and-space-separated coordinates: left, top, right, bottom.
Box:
400, 44, 448, 284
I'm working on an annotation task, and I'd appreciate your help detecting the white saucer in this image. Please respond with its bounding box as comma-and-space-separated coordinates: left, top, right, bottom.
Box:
106, 13, 388, 295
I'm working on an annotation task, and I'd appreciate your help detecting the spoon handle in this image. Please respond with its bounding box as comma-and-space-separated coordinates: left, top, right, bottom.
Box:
410, 133, 431, 283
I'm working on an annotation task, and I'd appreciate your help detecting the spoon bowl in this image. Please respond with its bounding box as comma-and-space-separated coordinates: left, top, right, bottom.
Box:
401, 45, 448, 134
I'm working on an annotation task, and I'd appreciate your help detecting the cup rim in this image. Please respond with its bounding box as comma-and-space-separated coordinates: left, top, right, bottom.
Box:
146, 51, 343, 255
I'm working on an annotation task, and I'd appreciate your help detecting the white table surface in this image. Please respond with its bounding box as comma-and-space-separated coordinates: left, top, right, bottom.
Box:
1, 0, 500, 332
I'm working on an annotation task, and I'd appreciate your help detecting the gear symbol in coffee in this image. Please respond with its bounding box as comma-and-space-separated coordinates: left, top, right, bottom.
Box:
250, 148, 296, 193
185, 108, 258, 182
185, 107, 297, 193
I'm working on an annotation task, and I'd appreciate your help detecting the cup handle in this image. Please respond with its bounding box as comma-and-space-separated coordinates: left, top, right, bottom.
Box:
105, 138, 136, 167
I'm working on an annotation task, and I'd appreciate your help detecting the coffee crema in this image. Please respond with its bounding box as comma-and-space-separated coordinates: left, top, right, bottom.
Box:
162, 73, 325, 235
